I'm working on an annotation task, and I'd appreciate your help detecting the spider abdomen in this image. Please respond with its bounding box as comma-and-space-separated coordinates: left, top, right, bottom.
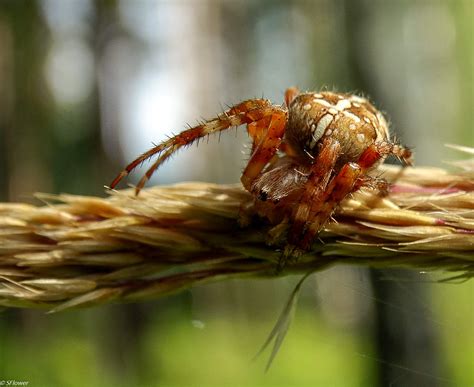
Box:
286, 91, 390, 165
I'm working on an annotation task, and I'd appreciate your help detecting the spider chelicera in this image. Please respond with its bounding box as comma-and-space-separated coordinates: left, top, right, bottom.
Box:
110, 87, 412, 258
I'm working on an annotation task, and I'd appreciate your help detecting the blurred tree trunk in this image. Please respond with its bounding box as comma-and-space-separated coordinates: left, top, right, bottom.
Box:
370, 270, 445, 386
0, 13, 13, 202
90, 2, 147, 383
342, 1, 445, 385
0, 0, 52, 200
0, 0, 51, 376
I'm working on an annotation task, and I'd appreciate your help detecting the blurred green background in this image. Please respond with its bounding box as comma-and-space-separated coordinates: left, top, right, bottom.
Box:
0, 1, 472, 386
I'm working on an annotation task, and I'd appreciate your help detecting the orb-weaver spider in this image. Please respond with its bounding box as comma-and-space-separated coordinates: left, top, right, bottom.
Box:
110, 87, 412, 257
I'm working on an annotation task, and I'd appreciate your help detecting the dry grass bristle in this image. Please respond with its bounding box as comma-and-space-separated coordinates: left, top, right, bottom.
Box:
1, 149, 473, 311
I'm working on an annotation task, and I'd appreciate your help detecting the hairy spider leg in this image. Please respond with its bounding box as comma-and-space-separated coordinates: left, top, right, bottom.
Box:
109, 99, 279, 194
255, 87, 300, 161
350, 140, 413, 194
244, 87, 298, 158
295, 141, 411, 251
136, 107, 286, 195
286, 137, 341, 248
298, 162, 362, 250
352, 174, 390, 195
358, 141, 412, 169
247, 122, 265, 153
388, 143, 413, 166
240, 110, 287, 191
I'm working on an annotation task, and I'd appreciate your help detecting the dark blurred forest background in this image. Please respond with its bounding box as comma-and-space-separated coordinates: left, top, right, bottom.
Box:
0, 1, 472, 386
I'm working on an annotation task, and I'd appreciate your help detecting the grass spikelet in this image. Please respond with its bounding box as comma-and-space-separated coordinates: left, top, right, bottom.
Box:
1, 149, 473, 311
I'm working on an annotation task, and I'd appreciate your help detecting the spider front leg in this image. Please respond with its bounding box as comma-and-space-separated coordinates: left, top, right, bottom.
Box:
243, 85, 297, 180
237, 110, 288, 227
241, 111, 288, 191
109, 99, 283, 194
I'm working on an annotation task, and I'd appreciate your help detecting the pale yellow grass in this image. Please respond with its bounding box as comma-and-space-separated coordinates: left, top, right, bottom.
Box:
0, 150, 473, 311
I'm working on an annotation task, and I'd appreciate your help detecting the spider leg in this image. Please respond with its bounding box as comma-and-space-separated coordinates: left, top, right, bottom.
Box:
247, 121, 266, 154
359, 141, 413, 168
136, 117, 290, 195
392, 143, 413, 166
110, 99, 283, 194
236, 110, 288, 227
286, 137, 341, 248
134, 146, 175, 194
354, 174, 390, 195
289, 140, 405, 253
298, 162, 362, 250
240, 110, 287, 191
260, 88, 299, 160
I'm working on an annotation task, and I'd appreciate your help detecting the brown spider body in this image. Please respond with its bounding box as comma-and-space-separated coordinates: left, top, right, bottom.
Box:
111, 88, 412, 261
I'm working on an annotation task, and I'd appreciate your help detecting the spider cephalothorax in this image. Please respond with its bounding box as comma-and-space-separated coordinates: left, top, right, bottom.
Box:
110, 87, 412, 258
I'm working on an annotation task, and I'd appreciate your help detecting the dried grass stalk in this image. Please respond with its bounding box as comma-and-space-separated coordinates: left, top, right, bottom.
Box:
1, 150, 473, 311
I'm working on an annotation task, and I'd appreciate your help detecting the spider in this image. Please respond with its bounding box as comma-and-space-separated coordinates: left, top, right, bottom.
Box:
110, 87, 412, 259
